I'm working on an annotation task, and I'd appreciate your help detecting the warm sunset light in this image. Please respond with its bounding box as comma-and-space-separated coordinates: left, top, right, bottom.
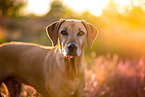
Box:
1, 0, 145, 96
26, 0, 109, 16
27, 0, 50, 16
114, 0, 132, 14
63, 0, 109, 16
25, 0, 145, 16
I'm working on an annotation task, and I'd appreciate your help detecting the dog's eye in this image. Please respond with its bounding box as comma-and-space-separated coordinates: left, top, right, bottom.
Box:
77, 31, 84, 36
61, 30, 68, 36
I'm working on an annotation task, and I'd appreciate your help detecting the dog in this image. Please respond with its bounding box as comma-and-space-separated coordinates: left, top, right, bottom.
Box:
0, 19, 98, 97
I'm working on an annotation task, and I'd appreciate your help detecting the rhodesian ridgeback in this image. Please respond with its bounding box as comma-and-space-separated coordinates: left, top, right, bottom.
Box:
0, 19, 98, 97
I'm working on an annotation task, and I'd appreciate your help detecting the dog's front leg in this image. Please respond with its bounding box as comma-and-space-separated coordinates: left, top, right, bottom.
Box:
72, 88, 83, 97
3, 78, 22, 97
72, 80, 85, 97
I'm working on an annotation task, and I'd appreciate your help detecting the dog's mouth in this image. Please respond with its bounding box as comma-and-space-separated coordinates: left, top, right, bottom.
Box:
62, 51, 78, 59
66, 55, 77, 59
66, 53, 78, 58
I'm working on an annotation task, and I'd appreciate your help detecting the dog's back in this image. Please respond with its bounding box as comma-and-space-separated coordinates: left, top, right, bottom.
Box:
0, 42, 53, 85
0, 42, 54, 96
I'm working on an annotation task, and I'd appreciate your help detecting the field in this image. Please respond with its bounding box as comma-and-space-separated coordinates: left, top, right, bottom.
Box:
1, 53, 145, 97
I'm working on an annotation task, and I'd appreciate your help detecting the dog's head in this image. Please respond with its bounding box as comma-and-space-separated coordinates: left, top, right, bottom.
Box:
46, 19, 98, 58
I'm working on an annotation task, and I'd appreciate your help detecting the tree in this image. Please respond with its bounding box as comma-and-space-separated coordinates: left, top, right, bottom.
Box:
0, 0, 25, 17
47, 0, 76, 18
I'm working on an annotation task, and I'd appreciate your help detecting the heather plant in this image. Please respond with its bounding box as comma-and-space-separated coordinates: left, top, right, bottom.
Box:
83, 53, 145, 97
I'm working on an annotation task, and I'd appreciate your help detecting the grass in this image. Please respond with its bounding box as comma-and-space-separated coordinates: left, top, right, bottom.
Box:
1, 53, 145, 97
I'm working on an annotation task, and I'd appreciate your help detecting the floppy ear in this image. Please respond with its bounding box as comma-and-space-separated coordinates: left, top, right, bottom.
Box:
46, 19, 65, 46
82, 20, 98, 48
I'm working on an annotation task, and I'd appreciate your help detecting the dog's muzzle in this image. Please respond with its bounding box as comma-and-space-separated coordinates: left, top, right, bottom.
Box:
65, 43, 79, 57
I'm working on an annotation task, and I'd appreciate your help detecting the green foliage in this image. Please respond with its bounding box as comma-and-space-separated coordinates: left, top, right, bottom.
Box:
47, 0, 76, 18
0, 0, 25, 17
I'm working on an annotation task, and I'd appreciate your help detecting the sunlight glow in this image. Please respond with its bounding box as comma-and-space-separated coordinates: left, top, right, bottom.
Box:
114, 0, 132, 14
133, 0, 140, 6
25, 0, 145, 16
63, 0, 109, 16
141, 0, 145, 11
115, 0, 131, 5
27, 0, 50, 16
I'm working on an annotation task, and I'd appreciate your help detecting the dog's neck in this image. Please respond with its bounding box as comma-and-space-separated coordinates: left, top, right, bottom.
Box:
64, 55, 84, 79
56, 47, 84, 79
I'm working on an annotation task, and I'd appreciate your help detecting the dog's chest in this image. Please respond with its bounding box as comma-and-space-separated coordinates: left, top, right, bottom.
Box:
49, 76, 80, 96
64, 78, 79, 94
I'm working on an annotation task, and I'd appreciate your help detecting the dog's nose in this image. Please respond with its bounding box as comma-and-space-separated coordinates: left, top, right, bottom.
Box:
68, 43, 78, 52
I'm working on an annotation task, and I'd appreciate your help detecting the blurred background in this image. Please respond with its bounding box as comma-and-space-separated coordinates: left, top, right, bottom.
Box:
0, 0, 145, 97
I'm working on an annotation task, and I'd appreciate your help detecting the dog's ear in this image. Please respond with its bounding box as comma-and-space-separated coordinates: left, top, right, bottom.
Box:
46, 19, 65, 46
82, 20, 98, 48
